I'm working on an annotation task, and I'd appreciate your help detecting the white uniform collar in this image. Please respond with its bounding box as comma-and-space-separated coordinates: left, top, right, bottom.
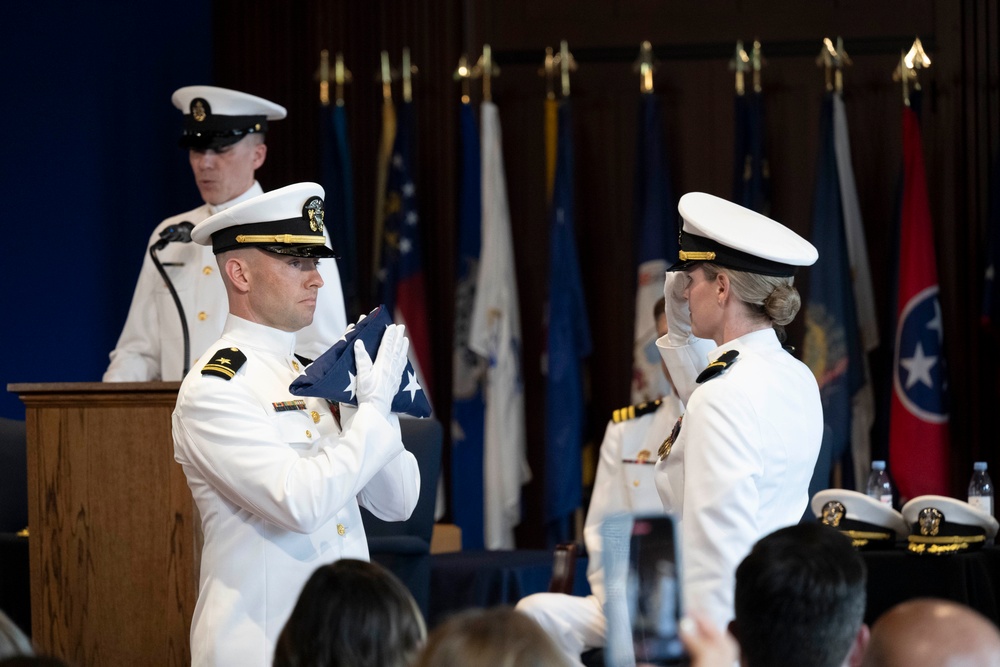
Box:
705, 327, 780, 363
220, 314, 297, 358
207, 181, 264, 216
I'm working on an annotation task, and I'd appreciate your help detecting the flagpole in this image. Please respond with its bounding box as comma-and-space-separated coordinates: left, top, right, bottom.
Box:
750, 39, 763, 94
817, 37, 852, 93
454, 54, 472, 104
893, 37, 931, 107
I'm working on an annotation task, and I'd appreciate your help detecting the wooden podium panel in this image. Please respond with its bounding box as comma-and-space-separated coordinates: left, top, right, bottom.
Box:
9, 382, 196, 667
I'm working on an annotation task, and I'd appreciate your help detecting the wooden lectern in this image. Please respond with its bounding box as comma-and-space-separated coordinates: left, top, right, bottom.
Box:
8, 382, 197, 667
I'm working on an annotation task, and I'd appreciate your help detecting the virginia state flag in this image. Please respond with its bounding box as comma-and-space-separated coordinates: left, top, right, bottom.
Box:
888, 100, 950, 499
377, 100, 434, 403
544, 99, 592, 544
320, 101, 359, 318
469, 101, 531, 549
631, 92, 678, 404
451, 100, 488, 549
733, 88, 770, 215
804, 93, 864, 494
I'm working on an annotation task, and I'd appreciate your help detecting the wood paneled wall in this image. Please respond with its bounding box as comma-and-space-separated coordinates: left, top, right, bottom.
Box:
213, 0, 999, 547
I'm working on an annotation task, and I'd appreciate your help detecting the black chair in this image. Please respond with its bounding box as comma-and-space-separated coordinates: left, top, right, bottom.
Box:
361, 417, 443, 620
0, 417, 31, 636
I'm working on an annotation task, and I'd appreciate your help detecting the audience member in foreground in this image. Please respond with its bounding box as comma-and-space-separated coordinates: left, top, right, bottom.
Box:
413, 607, 572, 667
731, 522, 869, 667
862, 598, 1000, 667
273, 559, 425, 667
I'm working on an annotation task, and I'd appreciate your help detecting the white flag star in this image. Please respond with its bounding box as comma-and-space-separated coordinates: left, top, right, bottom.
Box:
345, 370, 357, 400
403, 182, 415, 197
900, 342, 937, 390
402, 371, 421, 402
406, 210, 419, 225
399, 237, 412, 254
926, 299, 943, 342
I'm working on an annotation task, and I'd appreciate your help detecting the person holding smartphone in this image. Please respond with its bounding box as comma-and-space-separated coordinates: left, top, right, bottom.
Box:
654, 192, 823, 631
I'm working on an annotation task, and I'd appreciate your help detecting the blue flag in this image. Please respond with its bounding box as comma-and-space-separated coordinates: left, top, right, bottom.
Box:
631, 93, 678, 404
733, 90, 770, 215
451, 101, 487, 549
803, 93, 865, 493
545, 100, 592, 544
377, 100, 435, 402
320, 102, 359, 318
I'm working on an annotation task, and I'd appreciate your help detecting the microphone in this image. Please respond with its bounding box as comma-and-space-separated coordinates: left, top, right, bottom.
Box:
151, 221, 195, 251
148, 220, 195, 376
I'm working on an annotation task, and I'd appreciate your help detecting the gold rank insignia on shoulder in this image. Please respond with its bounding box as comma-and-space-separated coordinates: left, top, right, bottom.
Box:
201, 347, 247, 380
612, 398, 662, 423
658, 415, 683, 461
696, 349, 740, 383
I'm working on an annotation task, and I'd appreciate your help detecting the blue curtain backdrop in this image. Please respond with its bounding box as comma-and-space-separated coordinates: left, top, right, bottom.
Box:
1, 3, 211, 418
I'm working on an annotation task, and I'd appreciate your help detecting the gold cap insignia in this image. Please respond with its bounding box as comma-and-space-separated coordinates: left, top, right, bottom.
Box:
303, 196, 325, 232
191, 98, 209, 122
919, 507, 943, 536
821, 501, 846, 527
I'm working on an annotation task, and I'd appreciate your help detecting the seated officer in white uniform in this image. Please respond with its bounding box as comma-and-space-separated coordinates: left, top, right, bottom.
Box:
655, 192, 823, 632
172, 182, 419, 667
516, 298, 684, 666
105, 86, 346, 381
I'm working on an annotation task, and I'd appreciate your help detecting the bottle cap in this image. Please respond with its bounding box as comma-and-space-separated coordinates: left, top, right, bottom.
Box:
872, 460, 886, 471
974, 461, 988, 472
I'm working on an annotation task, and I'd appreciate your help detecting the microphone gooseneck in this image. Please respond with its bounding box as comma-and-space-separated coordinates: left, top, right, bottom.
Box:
149, 221, 195, 376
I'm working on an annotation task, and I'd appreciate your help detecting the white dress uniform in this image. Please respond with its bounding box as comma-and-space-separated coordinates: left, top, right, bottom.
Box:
655, 328, 822, 631
104, 181, 347, 381
516, 392, 683, 666
173, 314, 419, 667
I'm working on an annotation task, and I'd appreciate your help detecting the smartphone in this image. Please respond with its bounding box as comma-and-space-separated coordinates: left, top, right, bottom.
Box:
602, 513, 687, 667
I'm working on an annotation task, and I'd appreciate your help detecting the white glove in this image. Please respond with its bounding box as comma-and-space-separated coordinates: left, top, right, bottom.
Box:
663, 271, 693, 346
355, 324, 409, 416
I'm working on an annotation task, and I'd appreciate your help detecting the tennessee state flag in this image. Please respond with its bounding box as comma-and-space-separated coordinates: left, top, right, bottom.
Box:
888, 102, 950, 499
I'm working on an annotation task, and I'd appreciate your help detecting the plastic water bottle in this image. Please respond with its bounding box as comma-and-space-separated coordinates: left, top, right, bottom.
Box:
866, 460, 893, 506
968, 462, 994, 516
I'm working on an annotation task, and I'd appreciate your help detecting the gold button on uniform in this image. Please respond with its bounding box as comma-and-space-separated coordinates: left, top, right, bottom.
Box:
292, 360, 300, 371
310, 411, 320, 424
337, 523, 346, 536
198, 311, 207, 321
305, 430, 312, 439
633, 480, 640, 487
203, 266, 213, 275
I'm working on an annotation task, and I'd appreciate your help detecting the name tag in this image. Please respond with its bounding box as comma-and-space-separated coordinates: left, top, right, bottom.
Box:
272, 400, 307, 412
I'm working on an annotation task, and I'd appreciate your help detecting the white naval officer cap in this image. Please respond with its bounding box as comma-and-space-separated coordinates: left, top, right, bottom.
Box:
192, 182, 337, 259
172, 85, 287, 150
901, 495, 1000, 555
812, 488, 908, 550
668, 192, 818, 276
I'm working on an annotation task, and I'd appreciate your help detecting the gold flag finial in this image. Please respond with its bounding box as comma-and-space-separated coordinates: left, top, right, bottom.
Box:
816, 38, 837, 92
730, 40, 750, 96
380, 50, 393, 103
476, 44, 501, 102
334, 53, 351, 106
750, 39, 764, 94
893, 37, 931, 106
318, 50, 330, 106
632, 41, 656, 94
539, 46, 556, 100
556, 39, 577, 98
402, 47, 419, 103
454, 54, 472, 104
